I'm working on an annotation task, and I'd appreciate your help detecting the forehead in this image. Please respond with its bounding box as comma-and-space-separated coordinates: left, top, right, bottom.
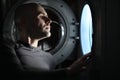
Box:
15, 3, 48, 18
36, 5, 47, 16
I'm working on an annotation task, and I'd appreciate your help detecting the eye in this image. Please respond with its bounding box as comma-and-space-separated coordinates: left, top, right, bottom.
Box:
41, 16, 48, 19
37, 14, 47, 19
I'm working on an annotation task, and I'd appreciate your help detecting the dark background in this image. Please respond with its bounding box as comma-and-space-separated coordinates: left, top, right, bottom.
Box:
0, 0, 120, 79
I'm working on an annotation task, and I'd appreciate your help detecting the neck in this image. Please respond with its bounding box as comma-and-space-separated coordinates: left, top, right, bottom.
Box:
19, 32, 39, 47
28, 37, 39, 47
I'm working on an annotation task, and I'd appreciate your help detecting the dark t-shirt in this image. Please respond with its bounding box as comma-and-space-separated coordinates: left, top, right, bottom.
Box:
15, 42, 57, 72
0, 40, 68, 79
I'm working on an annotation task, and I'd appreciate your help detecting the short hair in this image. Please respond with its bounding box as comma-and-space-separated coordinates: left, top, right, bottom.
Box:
14, 3, 43, 28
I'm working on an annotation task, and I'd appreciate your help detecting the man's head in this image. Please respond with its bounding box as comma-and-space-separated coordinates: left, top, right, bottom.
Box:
14, 3, 52, 40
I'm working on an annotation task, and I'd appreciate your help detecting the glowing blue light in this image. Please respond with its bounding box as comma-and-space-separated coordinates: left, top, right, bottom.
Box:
80, 4, 93, 55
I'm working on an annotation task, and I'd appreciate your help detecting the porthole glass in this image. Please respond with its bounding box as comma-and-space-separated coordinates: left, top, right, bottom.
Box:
80, 4, 93, 55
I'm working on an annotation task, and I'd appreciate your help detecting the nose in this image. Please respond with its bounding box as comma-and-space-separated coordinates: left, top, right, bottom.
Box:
45, 17, 52, 25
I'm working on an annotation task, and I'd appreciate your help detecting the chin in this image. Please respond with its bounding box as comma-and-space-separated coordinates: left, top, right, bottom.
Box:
40, 32, 51, 40
43, 32, 51, 38
46, 32, 51, 37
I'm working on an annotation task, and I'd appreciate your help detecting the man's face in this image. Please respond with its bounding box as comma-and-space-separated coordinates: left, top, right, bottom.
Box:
27, 5, 52, 40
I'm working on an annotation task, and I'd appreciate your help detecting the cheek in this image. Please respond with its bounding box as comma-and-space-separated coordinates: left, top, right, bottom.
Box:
37, 19, 44, 28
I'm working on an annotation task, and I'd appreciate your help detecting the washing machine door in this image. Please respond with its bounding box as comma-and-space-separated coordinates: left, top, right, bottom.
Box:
2, 0, 78, 64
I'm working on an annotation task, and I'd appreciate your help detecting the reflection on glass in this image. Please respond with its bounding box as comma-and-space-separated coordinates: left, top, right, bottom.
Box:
80, 4, 93, 55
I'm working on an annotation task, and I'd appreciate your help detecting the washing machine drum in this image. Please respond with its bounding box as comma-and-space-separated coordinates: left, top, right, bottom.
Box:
2, 0, 78, 64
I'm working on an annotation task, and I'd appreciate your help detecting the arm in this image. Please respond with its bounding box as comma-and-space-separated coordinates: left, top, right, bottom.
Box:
0, 39, 93, 79
65, 52, 93, 76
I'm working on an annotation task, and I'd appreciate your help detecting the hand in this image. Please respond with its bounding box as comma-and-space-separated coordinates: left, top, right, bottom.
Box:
66, 52, 93, 75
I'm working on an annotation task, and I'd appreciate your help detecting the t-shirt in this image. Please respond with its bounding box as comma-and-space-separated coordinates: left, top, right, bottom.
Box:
15, 42, 57, 72
1, 39, 68, 79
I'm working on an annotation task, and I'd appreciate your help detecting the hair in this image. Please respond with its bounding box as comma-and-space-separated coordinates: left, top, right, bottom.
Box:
14, 3, 45, 41
14, 3, 43, 30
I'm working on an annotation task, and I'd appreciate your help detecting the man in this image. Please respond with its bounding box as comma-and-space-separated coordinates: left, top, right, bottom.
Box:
11, 3, 92, 79
14, 3, 56, 72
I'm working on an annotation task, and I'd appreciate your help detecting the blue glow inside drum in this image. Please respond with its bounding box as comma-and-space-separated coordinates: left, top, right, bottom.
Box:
80, 4, 93, 55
